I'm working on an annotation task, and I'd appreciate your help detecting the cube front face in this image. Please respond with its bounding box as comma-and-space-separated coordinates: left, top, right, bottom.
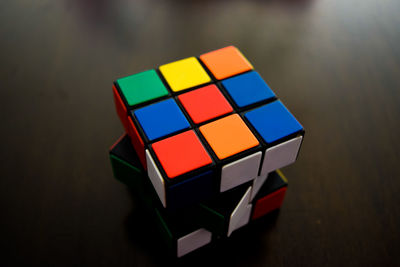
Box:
109, 135, 293, 255
113, 46, 304, 209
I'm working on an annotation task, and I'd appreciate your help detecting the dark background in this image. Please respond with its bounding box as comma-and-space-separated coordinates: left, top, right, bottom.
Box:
1, 0, 400, 266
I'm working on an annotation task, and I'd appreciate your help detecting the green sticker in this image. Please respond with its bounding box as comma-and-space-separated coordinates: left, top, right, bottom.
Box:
117, 69, 168, 106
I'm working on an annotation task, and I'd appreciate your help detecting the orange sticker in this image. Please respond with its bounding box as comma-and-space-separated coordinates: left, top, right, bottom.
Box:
200, 114, 259, 160
200, 46, 253, 80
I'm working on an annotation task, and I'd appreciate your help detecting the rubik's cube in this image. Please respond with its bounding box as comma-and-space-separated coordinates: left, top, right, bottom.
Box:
110, 46, 304, 257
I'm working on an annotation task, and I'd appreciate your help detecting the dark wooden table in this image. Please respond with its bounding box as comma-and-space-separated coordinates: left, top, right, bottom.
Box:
1, 0, 399, 266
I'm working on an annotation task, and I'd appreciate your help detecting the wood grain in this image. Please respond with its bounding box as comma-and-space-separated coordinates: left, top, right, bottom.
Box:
0, 0, 399, 265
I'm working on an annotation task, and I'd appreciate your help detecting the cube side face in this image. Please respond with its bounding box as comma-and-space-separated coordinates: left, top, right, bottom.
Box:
112, 85, 129, 132
127, 116, 147, 169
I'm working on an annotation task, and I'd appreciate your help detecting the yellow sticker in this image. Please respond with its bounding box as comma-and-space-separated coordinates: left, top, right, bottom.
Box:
159, 57, 211, 92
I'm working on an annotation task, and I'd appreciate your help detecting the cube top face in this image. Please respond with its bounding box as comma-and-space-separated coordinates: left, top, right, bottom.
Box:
199, 46, 253, 80
113, 46, 305, 210
221, 71, 276, 109
199, 114, 259, 160
178, 84, 233, 124
152, 130, 213, 179
159, 57, 211, 92
245, 100, 303, 144
116, 69, 168, 107
134, 98, 190, 141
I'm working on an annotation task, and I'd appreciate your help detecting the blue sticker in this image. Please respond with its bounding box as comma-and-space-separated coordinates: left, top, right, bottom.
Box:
222, 71, 275, 108
245, 100, 303, 143
134, 98, 190, 141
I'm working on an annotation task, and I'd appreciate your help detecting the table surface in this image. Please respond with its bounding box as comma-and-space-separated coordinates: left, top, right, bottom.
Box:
1, 0, 400, 266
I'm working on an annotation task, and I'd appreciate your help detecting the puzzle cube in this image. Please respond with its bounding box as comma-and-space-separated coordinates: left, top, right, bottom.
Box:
112, 45, 304, 210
